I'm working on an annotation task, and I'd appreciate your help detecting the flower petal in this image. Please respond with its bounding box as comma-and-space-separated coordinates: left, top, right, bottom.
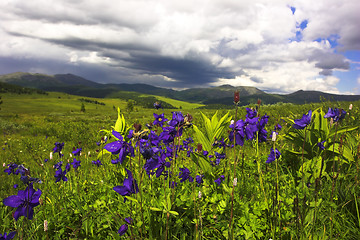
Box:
3, 195, 23, 208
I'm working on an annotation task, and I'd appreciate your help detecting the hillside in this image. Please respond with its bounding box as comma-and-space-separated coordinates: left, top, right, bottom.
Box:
1, 72, 360, 106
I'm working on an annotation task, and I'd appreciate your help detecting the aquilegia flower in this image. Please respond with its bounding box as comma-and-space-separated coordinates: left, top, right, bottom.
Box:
266, 148, 281, 163
113, 168, 139, 202
292, 110, 312, 129
0, 231, 16, 239
153, 113, 168, 127
2, 183, 42, 221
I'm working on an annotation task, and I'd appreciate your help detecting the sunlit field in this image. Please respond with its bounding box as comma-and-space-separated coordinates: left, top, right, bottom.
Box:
1, 92, 360, 239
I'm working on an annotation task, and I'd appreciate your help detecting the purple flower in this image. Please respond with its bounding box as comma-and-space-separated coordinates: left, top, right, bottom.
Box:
53, 161, 63, 170
215, 175, 225, 185
154, 102, 162, 110
196, 175, 204, 186
72, 147, 82, 156
104, 130, 124, 154
65, 163, 71, 172
246, 108, 258, 119
274, 124, 282, 131
71, 158, 81, 170
178, 167, 194, 183
266, 148, 281, 163
53, 142, 64, 156
292, 110, 312, 129
317, 141, 325, 150
125, 217, 133, 224
0, 232, 16, 239
153, 113, 168, 127
118, 224, 128, 236
168, 111, 184, 127
2, 183, 42, 221
257, 115, 269, 143
4, 163, 18, 175
54, 167, 68, 183
13, 184, 18, 189
92, 160, 102, 167
113, 168, 139, 202
169, 181, 177, 188
324, 108, 346, 122
229, 119, 246, 146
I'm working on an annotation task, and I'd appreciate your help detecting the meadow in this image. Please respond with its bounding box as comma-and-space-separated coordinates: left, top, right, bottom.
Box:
1, 91, 360, 239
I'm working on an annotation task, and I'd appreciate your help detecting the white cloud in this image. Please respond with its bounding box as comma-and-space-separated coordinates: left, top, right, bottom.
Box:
0, 0, 358, 93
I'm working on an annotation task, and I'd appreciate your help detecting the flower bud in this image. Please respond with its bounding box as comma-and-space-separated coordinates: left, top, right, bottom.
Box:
44, 220, 48, 231
233, 178, 237, 186
349, 103, 353, 110
198, 191, 202, 199
234, 90, 240, 103
50, 152, 53, 160
272, 131, 277, 142
257, 98, 262, 105
197, 143, 202, 152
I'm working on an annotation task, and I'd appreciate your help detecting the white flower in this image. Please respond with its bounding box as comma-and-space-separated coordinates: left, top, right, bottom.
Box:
233, 178, 238, 186
44, 220, 48, 232
271, 131, 277, 142
349, 104, 353, 110
70, 153, 72, 158
198, 191, 202, 199
230, 120, 234, 125
50, 152, 53, 160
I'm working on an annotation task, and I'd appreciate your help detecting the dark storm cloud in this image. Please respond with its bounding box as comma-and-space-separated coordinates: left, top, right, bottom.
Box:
125, 53, 238, 86
310, 50, 350, 73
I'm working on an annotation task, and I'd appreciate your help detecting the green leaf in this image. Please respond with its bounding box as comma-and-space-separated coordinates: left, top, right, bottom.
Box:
125, 196, 138, 203
150, 207, 163, 212
168, 211, 179, 216
191, 153, 212, 174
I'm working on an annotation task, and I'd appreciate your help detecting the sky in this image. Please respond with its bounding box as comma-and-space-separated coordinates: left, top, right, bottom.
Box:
0, 0, 359, 94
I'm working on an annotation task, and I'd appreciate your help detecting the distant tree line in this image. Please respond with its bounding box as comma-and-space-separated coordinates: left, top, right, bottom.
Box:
78, 98, 106, 106
0, 82, 48, 95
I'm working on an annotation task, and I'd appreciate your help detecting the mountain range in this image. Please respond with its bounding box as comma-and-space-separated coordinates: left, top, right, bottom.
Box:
1, 72, 360, 107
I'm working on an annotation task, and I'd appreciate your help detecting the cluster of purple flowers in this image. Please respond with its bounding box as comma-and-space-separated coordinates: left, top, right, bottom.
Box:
229, 108, 269, 146
324, 107, 346, 122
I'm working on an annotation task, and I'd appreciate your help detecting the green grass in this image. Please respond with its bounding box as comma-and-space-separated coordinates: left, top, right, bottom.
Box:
1, 91, 360, 239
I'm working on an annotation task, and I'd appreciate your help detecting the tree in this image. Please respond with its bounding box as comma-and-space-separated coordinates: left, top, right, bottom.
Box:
80, 103, 86, 112
126, 100, 135, 112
